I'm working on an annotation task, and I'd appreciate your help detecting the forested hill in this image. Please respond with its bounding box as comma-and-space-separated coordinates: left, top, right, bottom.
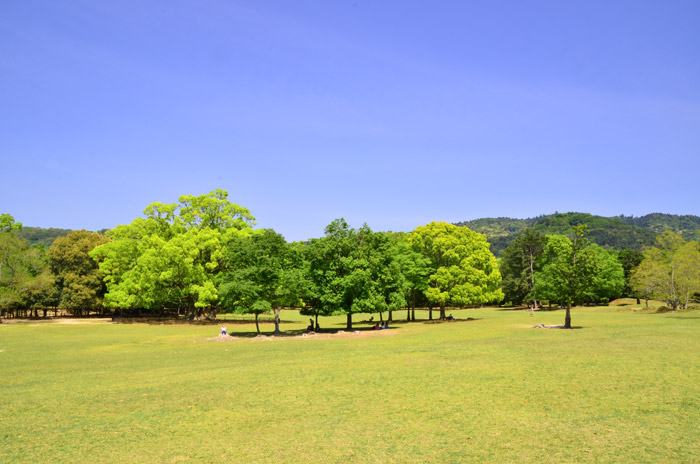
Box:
455, 212, 700, 256
618, 213, 700, 239
16, 226, 72, 247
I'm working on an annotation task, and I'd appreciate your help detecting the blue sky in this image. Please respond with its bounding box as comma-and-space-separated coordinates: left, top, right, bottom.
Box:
1, 0, 699, 241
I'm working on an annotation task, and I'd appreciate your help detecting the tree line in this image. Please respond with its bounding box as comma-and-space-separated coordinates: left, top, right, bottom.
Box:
2, 191, 699, 329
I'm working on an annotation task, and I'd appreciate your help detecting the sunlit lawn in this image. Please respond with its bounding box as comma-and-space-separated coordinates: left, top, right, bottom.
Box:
1, 306, 699, 463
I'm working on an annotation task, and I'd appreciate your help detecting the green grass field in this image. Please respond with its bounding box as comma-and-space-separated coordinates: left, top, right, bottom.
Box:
2, 307, 699, 463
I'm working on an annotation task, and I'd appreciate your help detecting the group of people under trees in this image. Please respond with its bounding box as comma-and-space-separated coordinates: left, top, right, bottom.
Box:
362, 316, 391, 330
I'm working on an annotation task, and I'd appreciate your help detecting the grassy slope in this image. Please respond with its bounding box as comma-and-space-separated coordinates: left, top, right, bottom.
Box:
1, 308, 699, 463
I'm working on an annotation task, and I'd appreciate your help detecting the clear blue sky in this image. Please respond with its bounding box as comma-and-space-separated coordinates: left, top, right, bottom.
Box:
2, 0, 699, 241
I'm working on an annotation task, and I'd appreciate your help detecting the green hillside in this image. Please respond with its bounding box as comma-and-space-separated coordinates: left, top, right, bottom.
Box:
456, 212, 700, 256
619, 213, 700, 241
15, 226, 72, 247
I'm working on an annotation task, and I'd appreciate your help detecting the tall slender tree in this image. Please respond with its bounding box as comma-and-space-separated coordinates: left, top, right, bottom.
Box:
500, 228, 546, 315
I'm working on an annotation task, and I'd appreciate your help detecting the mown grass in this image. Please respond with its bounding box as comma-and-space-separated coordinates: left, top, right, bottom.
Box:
1, 307, 699, 463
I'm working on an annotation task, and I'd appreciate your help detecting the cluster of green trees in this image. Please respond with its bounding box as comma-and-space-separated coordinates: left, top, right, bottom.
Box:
499, 225, 700, 326
499, 226, 626, 327
3, 192, 699, 330
631, 232, 700, 311
0, 214, 108, 318
0, 191, 505, 330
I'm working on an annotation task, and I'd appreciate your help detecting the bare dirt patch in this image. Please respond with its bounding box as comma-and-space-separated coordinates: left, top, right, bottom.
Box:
1, 318, 112, 325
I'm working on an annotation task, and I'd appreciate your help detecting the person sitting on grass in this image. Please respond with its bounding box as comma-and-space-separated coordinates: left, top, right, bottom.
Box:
374, 323, 380, 330
220, 325, 227, 337
447, 314, 455, 320
381, 322, 388, 329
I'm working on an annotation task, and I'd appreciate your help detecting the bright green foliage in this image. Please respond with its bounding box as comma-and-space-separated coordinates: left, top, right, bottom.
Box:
1, 213, 22, 233
47, 230, 110, 316
586, 245, 625, 304
410, 221, 503, 318
631, 231, 700, 310
500, 228, 546, 308
305, 219, 408, 329
218, 229, 303, 333
534, 226, 598, 328
90, 190, 254, 319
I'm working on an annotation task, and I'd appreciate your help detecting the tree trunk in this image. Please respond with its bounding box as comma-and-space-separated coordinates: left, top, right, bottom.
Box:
273, 307, 281, 334
645, 298, 649, 308
411, 292, 416, 321
406, 308, 410, 322
315, 313, 319, 330
388, 310, 393, 322
379, 312, 383, 322
564, 303, 572, 329
255, 313, 260, 333
636, 298, 640, 305
439, 305, 446, 320
429, 306, 433, 320
346, 313, 352, 330
529, 250, 538, 316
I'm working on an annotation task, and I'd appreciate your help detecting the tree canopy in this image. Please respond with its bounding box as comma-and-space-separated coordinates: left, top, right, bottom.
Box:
410, 221, 503, 319
48, 230, 110, 316
90, 189, 255, 319
304, 219, 409, 329
631, 232, 700, 310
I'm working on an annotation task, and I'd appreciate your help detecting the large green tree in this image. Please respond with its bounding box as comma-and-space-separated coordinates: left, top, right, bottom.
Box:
631, 232, 700, 310
410, 222, 503, 319
534, 226, 597, 328
218, 229, 305, 334
586, 245, 625, 304
389, 232, 431, 321
91, 190, 254, 319
48, 230, 110, 316
305, 219, 407, 329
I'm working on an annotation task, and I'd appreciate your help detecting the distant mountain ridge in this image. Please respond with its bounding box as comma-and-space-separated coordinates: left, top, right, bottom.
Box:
455, 212, 700, 256
16, 226, 73, 247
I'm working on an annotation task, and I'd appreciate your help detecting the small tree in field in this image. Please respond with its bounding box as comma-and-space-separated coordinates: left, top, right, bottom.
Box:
534, 226, 597, 328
